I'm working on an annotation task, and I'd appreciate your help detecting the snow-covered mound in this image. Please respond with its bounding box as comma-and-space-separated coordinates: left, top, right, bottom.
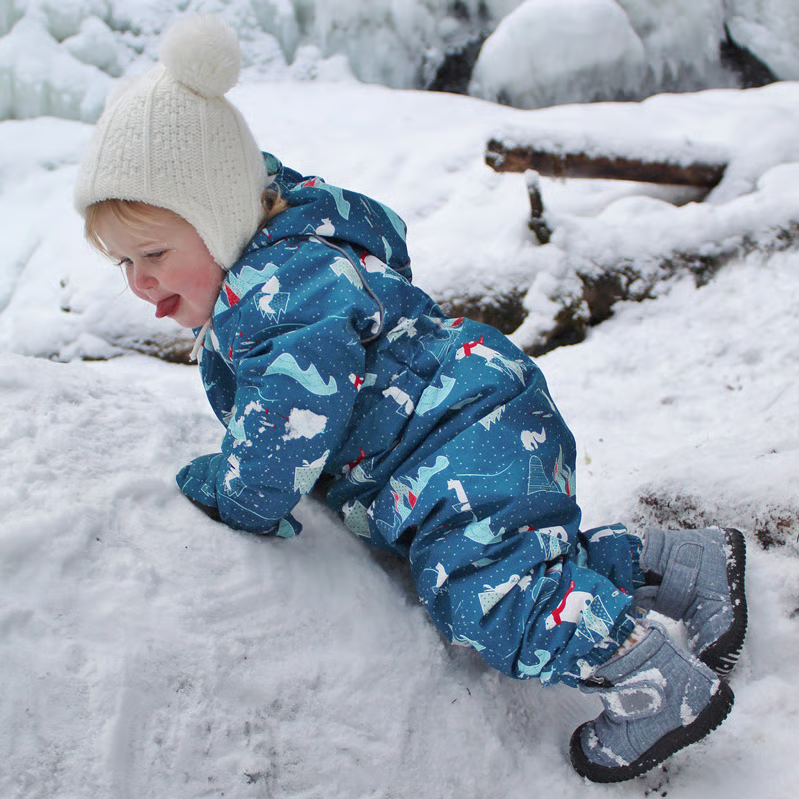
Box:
470, 0, 737, 108
2, 214, 799, 799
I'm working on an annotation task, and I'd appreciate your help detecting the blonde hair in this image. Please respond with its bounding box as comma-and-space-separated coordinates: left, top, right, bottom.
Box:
85, 189, 290, 261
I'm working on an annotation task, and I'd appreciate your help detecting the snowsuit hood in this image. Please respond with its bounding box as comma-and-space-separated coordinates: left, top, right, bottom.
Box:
259, 152, 412, 284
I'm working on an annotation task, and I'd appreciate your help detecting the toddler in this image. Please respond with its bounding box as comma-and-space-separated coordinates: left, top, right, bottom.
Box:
75, 15, 747, 782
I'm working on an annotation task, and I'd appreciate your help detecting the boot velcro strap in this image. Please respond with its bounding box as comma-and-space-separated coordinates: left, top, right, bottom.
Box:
602, 678, 665, 721
655, 541, 701, 619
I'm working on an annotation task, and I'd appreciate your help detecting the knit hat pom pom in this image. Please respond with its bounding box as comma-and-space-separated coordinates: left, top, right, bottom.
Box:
159, 15, 241, 99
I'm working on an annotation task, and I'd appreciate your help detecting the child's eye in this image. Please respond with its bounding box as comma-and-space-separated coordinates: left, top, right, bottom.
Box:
146, 250, 166, 260
116, 257, 132, 269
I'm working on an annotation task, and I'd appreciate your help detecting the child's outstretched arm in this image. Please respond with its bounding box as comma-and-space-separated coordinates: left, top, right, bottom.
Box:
176, 242, 373, 536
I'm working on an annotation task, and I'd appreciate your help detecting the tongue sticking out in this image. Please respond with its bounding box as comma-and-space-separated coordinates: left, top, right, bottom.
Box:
155, 295, 180, 319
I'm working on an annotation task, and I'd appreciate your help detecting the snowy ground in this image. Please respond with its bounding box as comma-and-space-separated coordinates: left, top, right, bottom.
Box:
2, 76, 799, 797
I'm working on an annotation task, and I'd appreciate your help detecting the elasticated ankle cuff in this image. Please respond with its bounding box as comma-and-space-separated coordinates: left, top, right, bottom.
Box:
580, 611, 639, 679
639, 528, 666, 575
594, 623, 666, 684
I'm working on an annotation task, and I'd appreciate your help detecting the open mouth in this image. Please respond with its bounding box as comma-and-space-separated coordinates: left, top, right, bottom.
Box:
155, 295, 180, 319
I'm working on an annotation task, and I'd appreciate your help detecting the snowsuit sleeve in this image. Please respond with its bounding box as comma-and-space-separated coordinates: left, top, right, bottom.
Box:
177, 238, 375, 535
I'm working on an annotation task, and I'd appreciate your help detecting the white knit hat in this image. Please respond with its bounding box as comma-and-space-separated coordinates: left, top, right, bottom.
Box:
74, 15, 268, 270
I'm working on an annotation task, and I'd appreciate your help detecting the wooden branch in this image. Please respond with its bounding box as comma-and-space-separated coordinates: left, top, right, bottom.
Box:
526, 171, 551, 245
486, 138, 727, 188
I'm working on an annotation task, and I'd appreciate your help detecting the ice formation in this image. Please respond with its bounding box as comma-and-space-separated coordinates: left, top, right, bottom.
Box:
0, 0, 795, 119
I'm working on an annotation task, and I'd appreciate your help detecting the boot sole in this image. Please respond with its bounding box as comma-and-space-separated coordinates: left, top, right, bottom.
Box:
698, 528, 748, 676
569, 679, 735, 783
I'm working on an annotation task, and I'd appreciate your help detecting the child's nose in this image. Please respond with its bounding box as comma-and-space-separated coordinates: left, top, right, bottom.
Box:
129, 263, 158, 293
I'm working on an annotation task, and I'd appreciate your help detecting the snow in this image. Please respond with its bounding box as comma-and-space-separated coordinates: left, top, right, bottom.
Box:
283, 408, 327, 441
2, 5, 799, 799
1, 0, 525, 114
0, 16, 113, 121
469, 0, 647, 108
468, 0, 741, 107
616, 0, 732, 94
3, 0, 799, 122
727, 0, 799, 80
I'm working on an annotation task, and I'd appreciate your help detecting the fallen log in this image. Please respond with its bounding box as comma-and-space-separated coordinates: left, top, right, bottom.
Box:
486, 138, 727, 188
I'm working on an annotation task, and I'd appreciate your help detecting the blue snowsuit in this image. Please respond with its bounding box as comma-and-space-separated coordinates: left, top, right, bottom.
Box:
177, 154, 643, 686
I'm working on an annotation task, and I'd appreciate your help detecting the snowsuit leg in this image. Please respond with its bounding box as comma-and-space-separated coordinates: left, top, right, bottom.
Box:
369, 367, 638, 687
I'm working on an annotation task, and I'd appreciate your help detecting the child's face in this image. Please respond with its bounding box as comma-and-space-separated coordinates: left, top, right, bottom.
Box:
97, 207, 225, 329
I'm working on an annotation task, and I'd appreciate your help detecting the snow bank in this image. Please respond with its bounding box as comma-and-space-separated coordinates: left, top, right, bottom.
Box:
3, 79, 799, 363
0, 350, 582, 799
1, 238, 799, 795
485, 82, 799, 350
541, 246, 799, 541
2, 0, 798, 122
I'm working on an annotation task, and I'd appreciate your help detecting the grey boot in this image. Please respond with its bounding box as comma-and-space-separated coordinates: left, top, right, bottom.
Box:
570, 622, 734, 783
635, 527, 747, 675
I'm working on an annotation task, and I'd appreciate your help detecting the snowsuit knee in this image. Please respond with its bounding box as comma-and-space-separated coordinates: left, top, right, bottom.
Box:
177, 154, 642, 686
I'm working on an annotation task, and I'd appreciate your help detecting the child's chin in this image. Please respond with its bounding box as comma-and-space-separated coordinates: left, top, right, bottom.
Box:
178, 314, 212, 330
169, 303, 213, 329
